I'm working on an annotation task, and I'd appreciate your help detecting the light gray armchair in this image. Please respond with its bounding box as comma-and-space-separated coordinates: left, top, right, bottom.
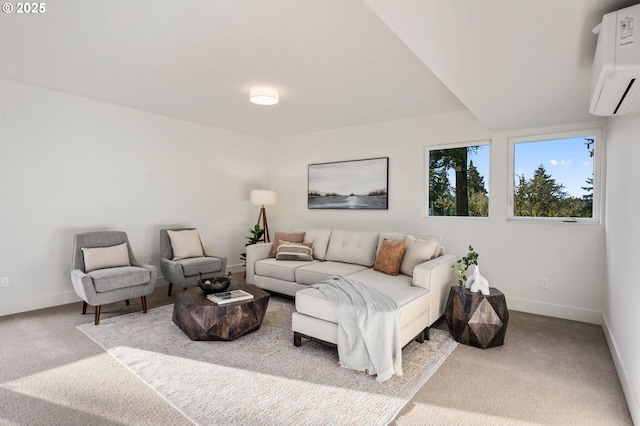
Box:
160, 228, 227, 296
71, 231, 157, 325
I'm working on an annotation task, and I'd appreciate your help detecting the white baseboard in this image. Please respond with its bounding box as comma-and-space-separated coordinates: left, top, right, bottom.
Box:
0, 279, 171, 318
0, 268, 254, 318
227, 263, 246, 274
509, 297, 638, 423
0, 270, 258, 318
602, 314, 640, 424
0, 290, 81, 317
506, 296, 603, 325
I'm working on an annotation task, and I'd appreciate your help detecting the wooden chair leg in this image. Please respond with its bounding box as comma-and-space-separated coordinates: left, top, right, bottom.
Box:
94, 305, 101, 325
141, 296, 148, 313
82, 301, 88, 315
167, 283, 173, 296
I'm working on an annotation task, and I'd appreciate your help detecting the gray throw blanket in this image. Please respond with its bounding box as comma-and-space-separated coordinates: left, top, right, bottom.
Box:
313, 275, 401, 382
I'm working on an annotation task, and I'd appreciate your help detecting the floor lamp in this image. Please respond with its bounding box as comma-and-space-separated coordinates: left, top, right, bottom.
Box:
250, 190, 277, 243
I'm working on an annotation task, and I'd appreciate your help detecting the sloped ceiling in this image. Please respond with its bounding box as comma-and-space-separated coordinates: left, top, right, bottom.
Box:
0, 0, 635, 138
0, 0, 464, 138
364, 0, 638, 132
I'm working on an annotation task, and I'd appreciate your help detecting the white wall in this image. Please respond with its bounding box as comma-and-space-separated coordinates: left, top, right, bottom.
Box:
0, 76, 632, 418
603, 114, 640, 423
268, 110, 607, 324
0, 79, 268, 316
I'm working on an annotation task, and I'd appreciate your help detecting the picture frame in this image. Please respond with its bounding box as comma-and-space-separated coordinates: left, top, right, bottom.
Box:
308, 157, 388, 209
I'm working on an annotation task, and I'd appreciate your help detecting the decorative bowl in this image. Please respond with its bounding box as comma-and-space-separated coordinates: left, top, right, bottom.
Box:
198, 277, 231, 294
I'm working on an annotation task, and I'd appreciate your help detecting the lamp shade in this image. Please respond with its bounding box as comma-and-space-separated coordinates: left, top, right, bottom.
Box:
250, 190, 277, 206
249, 86, 279, 105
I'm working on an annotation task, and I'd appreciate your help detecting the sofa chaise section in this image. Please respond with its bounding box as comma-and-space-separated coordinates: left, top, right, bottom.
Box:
293, 269, 431, 347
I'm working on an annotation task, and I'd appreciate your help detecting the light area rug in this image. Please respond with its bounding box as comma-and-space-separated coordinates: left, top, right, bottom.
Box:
77, 297, 457, 426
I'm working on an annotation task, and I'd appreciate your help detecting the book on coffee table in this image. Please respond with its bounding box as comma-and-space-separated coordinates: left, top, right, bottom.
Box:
207, 289, 254, 305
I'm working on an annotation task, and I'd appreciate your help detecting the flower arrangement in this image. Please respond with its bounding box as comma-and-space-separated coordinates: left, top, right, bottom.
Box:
453, 245, 479, 286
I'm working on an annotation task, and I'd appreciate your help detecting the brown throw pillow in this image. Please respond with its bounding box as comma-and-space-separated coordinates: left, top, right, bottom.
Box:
373, 239, 406, 276
269, 232, 305, 257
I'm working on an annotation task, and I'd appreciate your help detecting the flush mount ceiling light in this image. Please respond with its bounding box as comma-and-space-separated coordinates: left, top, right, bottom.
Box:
249, 86, 279, 105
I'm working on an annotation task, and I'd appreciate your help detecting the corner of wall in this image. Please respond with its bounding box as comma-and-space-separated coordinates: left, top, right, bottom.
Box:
506, 296, 603, 325
602, 313, 640, 424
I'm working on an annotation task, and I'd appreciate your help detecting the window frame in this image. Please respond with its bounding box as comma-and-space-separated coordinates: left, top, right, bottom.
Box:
424, 139, 491, 219
507, 128, 603, 224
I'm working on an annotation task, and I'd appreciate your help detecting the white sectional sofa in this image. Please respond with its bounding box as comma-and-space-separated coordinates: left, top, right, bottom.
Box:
245, 228, 457, 348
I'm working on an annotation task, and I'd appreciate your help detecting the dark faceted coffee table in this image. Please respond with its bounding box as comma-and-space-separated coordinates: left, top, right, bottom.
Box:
172, 284, 270, 341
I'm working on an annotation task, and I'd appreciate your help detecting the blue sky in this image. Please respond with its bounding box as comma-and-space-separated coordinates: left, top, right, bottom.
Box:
443, 136, 594, 198
514, 136, 594, 197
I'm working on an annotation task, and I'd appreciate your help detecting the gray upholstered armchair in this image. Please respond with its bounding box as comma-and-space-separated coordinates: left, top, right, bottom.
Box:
71, 231, 157, 325
160, 228, 227, 296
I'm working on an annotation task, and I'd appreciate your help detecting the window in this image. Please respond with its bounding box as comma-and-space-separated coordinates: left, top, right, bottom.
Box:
508, 129, 602, 222
426, 141, 490, 217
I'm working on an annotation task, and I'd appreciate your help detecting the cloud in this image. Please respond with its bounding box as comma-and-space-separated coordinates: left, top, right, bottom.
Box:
550, 159, 572, 167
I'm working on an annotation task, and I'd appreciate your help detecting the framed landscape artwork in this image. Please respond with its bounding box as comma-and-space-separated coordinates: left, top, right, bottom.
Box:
308, 157, 388, 209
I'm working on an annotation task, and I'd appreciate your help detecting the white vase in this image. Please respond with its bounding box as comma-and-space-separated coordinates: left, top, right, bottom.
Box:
468, 264, 490, 296
464, 270, 473, 289
464, 264, 477, 289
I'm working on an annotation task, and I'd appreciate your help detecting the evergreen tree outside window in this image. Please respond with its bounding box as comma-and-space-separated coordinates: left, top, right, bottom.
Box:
508, 129, 602, 222
426, 141, 490, 217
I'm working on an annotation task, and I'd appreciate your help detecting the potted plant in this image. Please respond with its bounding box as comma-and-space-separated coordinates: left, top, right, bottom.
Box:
240, 224, 265, 265
453, 245, 479, 286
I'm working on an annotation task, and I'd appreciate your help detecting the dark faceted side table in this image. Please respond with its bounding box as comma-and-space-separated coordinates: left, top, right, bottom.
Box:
172, 285, 270, 341
444, 286, 509, 349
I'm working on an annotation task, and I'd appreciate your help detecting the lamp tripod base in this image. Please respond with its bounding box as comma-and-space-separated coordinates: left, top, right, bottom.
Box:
256, 207, 270, 243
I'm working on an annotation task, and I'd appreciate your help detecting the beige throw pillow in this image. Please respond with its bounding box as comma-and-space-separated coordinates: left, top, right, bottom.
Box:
278, 240, 313, 250
399, 235, 441, 276
269, 232, 305, 257
82, 242, 131, 272
167, 229, 204, 260
276, 241, 314, 261
373, 239, 406, 276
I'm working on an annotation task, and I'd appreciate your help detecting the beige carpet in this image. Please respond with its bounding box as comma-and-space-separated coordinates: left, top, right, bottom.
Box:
77, 297, 457, 426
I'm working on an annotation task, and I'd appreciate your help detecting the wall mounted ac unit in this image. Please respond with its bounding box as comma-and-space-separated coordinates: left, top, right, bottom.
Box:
590, 3, 640, 116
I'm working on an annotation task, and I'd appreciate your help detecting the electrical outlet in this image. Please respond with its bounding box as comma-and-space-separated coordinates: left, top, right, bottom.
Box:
541, 278, 549, 289
1, 277, 9, 288
146, 259, 153, 265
